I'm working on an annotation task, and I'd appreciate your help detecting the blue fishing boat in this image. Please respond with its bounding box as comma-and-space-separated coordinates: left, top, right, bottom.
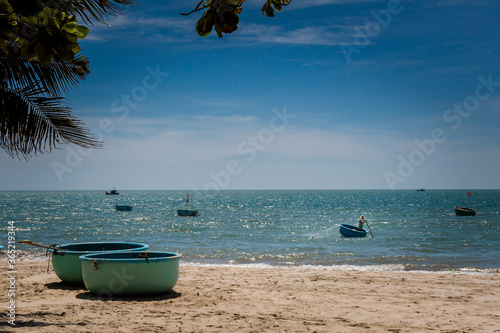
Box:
116, 205, 133, 211
339, 223, 367, 237
177, 194, 199, 216
177, 209, 199, 216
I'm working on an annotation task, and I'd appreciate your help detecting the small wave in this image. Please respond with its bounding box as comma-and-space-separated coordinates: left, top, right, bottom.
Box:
1, 250, 49, 261
179, 261, 500, 276
2, 251, 499, 276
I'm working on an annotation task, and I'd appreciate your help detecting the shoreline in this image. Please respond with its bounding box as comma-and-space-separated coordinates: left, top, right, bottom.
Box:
3, 252, 500, 276
2, 260, 500, 332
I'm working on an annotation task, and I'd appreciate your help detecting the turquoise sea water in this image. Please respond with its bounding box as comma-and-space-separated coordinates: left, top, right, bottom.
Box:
1, 190, 499, 274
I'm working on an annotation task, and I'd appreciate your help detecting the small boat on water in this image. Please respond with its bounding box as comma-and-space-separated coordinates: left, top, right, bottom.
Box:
177, 209, 199, 217
105, 187, 119, 195
116, 205, 133, 211
178, 194, 199, 216
417, 188, 426, 192
455, 192, 476, 216
339, 223, 367, 237
454, 206, 476, 216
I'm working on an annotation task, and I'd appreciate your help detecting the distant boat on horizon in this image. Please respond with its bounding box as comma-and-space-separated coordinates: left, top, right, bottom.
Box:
105, 187, 119, 195
416, 188, 426, 192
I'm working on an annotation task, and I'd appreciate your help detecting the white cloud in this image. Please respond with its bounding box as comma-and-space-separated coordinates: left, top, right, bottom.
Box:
234, 22, 357, 46
84, 13, 197, 43
91, 115, 399, 164
287, 0, 382, 9
242, 0, 381, 10
193, 114, 258, 123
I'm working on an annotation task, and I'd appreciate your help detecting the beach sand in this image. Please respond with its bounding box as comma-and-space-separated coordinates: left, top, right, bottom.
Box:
1, 260, 499, 332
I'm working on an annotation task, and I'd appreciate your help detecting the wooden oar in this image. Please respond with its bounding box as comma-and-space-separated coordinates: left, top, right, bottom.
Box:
18, 240, 57, 250
365, 222, 374, 237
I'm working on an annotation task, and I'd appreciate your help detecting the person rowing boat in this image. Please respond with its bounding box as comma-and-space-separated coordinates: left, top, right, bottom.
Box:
358, 215, 367, 230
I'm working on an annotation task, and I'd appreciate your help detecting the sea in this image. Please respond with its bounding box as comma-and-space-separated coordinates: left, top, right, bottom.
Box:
1, 190, 499, 275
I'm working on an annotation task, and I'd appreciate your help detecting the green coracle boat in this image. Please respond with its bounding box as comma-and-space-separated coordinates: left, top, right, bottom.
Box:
48, 242, 149, 285
79, 251, 181, 296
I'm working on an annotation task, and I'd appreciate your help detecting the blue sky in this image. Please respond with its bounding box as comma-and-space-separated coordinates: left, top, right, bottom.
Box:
2, 0, 500, 190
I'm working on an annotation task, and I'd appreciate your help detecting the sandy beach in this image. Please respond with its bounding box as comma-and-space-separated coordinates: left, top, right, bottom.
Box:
1, 260, 499, 332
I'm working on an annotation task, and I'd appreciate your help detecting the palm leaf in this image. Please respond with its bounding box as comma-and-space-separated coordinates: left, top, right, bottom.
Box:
9, 0, 135, 24
0, 0, 134, 158
0, 50, 89, 96
0, 84, 101, 158
54, 0, 136, 24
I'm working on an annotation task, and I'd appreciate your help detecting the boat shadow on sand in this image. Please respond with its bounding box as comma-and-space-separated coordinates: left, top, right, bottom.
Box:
44, 281, 182, 301
75, 289, 181, 302
44, 281, 86, 291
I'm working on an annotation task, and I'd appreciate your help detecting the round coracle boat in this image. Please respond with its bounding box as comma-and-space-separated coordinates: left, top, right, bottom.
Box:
48, 242, 149, 285
79, 251, 181, 296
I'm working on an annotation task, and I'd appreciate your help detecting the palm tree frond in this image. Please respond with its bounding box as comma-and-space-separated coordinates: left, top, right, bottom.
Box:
9, 1, 135, 24
0, 51, 90, 96
54, 0, 136, 25
0, 85, 102, 158
1, 0, 133, 159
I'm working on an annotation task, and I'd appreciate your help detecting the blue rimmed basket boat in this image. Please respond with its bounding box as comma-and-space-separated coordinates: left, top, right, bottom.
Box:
177, 194, 199, 216
177, 209, 199, 216
79, 251, 181, 296
339, 223, 368, 237
48, 242, 149, 285
116, 205, 133, 211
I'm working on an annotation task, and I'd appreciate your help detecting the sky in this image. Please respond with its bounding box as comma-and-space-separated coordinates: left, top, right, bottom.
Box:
2, 0, 500, 191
